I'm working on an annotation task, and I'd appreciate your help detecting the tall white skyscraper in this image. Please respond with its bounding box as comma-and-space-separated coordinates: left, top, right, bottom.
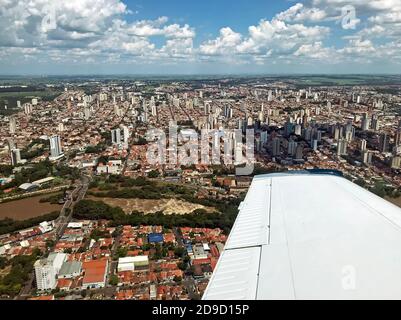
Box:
9, 117, 16, 134
360, 139, 367, 152
34, 253, 67, 291
337, 139, 348, 156
50, 135, 63, 158
121, 125, 130, 147
24, 103, 32, 115
34, 260, 57, 291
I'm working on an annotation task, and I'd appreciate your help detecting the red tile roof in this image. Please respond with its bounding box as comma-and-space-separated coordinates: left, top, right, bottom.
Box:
82, 259, 108, 285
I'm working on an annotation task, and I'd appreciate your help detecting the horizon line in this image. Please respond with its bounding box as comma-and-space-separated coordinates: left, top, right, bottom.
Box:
1, 73, 401, 77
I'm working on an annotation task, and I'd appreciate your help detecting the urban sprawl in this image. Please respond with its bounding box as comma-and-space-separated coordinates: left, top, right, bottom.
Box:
0, 76, 400, 300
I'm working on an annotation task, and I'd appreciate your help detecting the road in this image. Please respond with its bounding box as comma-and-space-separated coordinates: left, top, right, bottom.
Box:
16, 174, 91, 299
172, 227, 199, 299
107, 226, 122, 286
55, 175, 91, 240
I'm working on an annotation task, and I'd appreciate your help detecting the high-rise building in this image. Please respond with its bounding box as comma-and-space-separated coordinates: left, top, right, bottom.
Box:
311, 139, 318, 151
260, 131, 268, 145
10, 148, 21, 166
272, 138, 281, 157
362, 150, 372, 165
9, 117, 16, 134
337, 139, 348, 156
288, 140, 297, 156
394, 119, 401, 147
396, 130, 401, 147
247, 116, 253, 127
371, 114, 380, 131
361, 113, 370, 131
380, 133, 389, 153
360, 139, 367, 152
24, 103, 32, 115
34, 253, 67, 291
84, 107, 91, 120
49, 135, 63, 159
390, 156, 401, 169
121, 126, 130, 147
111, 128, 121, 145
334, 126, 341, 141
294, 124, 302, 136
295, 145, 303, 160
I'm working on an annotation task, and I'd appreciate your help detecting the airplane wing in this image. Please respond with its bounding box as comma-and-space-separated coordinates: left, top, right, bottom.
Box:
202, 172, 401, 300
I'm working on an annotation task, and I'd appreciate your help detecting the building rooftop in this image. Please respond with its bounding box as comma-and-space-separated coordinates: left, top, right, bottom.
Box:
82, 259, 108, 285
59, 261, 82, 277
203, 172, 401, 300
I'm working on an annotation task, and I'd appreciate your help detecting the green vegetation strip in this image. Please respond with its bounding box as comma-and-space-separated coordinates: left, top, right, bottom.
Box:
0, 211, 59, 235
73, 198, 240, 234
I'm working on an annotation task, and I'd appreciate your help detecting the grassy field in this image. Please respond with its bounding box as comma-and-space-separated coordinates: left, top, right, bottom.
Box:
0, 88, 62, 113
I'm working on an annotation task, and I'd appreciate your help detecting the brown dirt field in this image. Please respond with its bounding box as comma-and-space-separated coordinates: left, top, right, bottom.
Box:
87, 196, 215, 215
0, 195, 62, 220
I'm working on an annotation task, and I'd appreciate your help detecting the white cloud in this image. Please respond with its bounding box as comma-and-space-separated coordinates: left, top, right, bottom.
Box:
276, 3, 328, 22
294, 41, 334, 59
0, 0, 196, 64
0, 0, 400, 71
199, 27, 242, 55
199, 16, 330, 66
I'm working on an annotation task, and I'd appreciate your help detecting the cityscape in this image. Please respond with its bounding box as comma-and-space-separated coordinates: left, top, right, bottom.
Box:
0, 0, 401, 303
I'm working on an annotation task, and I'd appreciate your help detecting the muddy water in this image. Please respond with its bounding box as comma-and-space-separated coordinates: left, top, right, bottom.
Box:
0, 195, 62, 220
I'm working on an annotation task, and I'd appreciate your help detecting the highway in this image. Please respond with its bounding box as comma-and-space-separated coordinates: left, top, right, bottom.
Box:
17, 174, 91, 299
54, 174, 91, 240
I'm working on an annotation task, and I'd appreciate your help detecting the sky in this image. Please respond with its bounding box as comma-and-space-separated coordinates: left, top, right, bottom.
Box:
0, 0, 401, 75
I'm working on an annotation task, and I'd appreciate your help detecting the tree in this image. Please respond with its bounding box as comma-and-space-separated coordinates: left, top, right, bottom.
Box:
177, 262, 187, 271
115, 246, 128, 259
45, 239, 55, 248
109, 274, 119, 286
174, 247, 185, 258
148, 170, 160, 178
0, 257, 7, 269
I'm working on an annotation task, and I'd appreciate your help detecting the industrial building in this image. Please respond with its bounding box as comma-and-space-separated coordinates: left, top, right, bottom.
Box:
117, 256, 149, 272
58, 261, 82, 279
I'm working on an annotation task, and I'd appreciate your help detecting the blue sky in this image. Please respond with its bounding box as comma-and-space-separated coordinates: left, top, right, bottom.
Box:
0, 0, 400, 74
125, 0, 291, 42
